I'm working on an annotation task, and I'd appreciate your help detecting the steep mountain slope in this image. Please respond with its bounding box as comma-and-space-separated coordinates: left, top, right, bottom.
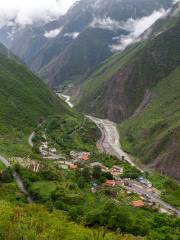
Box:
119, 67, 180, 179
77, 3, 180, 178
78, 5, 180, 121
0, 0, 173, 87
0, 44, 70, 156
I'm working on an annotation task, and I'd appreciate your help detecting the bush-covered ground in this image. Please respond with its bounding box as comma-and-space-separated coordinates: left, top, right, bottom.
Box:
0, 201, 142, 240
148, 174, 180, 207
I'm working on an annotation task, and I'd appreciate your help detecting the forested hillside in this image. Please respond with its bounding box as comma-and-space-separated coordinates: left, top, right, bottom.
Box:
0, 45, 70, 156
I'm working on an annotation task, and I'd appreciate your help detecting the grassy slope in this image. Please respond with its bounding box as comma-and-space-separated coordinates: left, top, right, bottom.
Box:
119, 67, 180, 179
0, 50, 71, 156
0, 201, 141, 240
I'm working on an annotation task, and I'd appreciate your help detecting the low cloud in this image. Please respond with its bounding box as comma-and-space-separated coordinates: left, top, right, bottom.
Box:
64, 32, 80, 39
90, 17, 123, 31
173, 0, 180, 4
44, 28, 63, 39
110, 9, 168, 52
0, 0, 77, 28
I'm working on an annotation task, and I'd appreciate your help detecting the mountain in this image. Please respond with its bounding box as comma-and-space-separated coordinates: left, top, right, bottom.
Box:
0, 43, 70, 156
0, 0, 173, 87
77, 2, 180, 179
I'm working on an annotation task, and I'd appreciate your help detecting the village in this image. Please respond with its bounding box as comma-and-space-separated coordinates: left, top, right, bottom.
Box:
35, 138, 172, 214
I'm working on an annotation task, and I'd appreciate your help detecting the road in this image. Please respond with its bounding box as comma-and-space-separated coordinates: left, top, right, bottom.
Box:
0, 155, 33, 203
125, 181, 180, 216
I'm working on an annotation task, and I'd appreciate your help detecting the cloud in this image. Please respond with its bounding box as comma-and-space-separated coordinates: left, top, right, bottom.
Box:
64, 32, 80, 39
110, 9, 168, 52
0, 0, 77, 28
173, 0, 180, 4
44, 27, 63, 39
90, 17, 123, 31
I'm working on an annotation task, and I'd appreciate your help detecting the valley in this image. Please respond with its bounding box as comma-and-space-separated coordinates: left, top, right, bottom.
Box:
0, 0, 180, 239
56, 93, 180, 216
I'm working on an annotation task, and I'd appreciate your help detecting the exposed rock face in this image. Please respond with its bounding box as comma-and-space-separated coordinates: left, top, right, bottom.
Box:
148, 127, 180, 179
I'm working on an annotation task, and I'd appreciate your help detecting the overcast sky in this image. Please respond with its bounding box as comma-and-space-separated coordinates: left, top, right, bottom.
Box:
0, 0, 77, 27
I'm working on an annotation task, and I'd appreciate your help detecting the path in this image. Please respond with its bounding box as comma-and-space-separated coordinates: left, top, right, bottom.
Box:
0, 155, 33, 203
28, 131, 35, 147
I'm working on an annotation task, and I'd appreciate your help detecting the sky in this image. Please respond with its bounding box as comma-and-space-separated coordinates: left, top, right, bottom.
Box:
0, 0, 77, 27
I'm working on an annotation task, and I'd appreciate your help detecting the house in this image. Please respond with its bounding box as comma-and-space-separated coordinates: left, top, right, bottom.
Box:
101, 165, 109, 173
68, 164, 78, 170
104, 180, 116, 187
130, 200, 145, 208
90, 162, 102, 168
138, 177, 152, 188
90, 162, 109, 173
115, 179, 124, 187
70, 151, 90, 161
111, 166, 123, 176
50, 148, 57, 153
81, 153, 89, 161
42, 142, 48, 148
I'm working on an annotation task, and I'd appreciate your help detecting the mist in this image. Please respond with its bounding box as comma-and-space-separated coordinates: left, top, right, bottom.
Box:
0, 0, 77, 28
110, 9, 168, 52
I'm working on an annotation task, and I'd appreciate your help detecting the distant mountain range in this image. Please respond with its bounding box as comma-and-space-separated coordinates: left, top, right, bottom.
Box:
0, 0, 173, 87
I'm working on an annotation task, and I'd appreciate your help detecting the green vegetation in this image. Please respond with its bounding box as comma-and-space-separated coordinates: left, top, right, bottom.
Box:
0, 6, 180, 239
44, 115, 100, 153
119, 67, 180, 178
0, 48, 71, 157
0, 201, 142, 240
7, 157, 179, 240
148, 174, 180, 207
90, 153, 142, 179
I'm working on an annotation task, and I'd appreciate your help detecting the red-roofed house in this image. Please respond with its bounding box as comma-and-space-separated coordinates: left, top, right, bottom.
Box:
81, 153, 89, 161
68, 164, 78, 170
105, 180, 116, 187
130, 200, 145, 208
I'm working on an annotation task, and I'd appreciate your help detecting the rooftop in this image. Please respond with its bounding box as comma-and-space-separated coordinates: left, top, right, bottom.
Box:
130, 200, 145, 208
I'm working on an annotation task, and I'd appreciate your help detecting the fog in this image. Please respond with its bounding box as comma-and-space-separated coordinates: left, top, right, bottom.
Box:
0, 0, 77, 27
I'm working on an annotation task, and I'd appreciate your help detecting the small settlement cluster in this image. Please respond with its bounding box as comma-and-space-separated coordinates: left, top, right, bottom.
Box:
37, 141, 164, 211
